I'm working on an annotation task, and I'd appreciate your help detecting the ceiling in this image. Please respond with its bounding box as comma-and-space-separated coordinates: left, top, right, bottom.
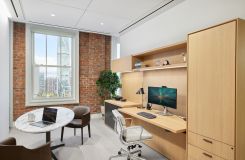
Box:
6, 0, 183, 35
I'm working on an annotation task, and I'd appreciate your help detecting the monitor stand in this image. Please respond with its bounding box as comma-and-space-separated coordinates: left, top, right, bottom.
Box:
156, 106, 172, 116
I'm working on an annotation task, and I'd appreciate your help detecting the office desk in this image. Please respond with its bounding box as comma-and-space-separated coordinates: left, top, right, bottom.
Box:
119, 107, 187, 160
104, 100, 141, 129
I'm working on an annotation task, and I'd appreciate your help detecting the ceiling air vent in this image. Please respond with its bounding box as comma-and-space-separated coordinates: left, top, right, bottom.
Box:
119, 0, 184, 34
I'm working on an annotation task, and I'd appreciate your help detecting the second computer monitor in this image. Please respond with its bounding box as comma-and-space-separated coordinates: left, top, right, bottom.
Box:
148, 86, 177, 109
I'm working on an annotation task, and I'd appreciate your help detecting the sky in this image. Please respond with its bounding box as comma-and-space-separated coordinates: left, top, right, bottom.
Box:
34, 33, 72, 77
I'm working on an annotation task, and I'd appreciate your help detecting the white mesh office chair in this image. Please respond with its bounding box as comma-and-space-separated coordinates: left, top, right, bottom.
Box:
109, 110, 152, 160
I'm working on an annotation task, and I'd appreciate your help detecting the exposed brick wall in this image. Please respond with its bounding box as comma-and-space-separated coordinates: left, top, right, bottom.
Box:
13, 22, 111, 120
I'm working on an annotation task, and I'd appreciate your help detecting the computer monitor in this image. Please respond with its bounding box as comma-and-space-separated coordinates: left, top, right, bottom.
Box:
148, 86, 177, 109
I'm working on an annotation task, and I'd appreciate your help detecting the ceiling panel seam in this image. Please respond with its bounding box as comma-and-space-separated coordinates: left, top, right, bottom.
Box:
18, 0, 26, 20
74, 0, 94, 27
39, 0, 83, 10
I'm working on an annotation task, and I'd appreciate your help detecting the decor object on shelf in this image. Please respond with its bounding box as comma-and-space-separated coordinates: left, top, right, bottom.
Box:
96, 70, 122, 103
134, 60, 143, 68
163, 59, 170, 66
154, 58, 162, 66
147, 103, 152, 110
136, 88, 145, 108
182, 52, 186, 62
120, 98, 127, 102
113, 95, 123, 101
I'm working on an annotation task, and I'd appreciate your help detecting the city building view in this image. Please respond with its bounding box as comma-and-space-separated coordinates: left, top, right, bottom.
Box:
33, 33, 72, 99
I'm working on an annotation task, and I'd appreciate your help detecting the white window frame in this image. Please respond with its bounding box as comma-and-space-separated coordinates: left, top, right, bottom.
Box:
25, 24, 79, 106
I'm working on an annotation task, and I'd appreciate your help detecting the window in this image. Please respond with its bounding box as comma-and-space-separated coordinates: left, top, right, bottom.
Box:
26, 25, 79, 106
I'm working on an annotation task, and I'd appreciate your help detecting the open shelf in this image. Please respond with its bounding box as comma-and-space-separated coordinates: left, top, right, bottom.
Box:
112, 41, 188, 73
133, 41, 187, 58
132, 63, 187, 72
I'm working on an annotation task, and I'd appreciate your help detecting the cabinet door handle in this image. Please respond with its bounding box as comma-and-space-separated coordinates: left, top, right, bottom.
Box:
203, 152, 213, 158
203, 138, 213, 144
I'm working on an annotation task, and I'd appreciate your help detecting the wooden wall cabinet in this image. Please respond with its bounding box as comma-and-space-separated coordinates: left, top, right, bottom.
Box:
188, 19, 245, 160
111, 56, 133, 73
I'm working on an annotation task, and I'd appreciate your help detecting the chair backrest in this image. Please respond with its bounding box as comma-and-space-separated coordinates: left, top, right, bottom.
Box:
0, 137, 51, 160
73, 106, 90, 119
112, 109, 126, 134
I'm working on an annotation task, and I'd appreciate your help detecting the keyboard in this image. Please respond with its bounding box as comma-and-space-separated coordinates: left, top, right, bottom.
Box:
30, 121, 54, 128
137, 112, 157, 119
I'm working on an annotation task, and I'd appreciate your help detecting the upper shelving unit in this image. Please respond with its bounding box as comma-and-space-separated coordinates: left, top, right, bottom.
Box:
133, 41, 187, 58
132, 63, 187, 72
111, 41, 187, 73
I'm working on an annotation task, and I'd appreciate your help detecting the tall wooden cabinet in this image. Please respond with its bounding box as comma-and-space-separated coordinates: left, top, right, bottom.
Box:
188, 19, 245, 160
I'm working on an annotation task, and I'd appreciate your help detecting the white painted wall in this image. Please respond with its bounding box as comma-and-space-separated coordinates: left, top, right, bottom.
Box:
0, 1, 10, 141
120, 0, 245, 56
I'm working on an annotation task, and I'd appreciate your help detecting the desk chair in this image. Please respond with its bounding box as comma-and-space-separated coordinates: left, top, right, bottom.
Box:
0, 137, 51, 160
61, 106, 91, 145
110, 110, 152, 160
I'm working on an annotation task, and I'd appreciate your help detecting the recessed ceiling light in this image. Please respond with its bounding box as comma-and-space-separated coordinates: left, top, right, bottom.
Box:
51, 13, 56, 17
100, 22, 104, 26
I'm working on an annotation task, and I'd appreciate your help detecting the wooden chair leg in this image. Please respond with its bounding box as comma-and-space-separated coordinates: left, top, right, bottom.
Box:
74, 128, 76, 136
88, 124, 91, 138
81, 127, 83, 145
61, 127, 64, 141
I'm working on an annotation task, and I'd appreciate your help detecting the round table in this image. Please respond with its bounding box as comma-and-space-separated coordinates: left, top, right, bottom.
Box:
15, 107, 74, 160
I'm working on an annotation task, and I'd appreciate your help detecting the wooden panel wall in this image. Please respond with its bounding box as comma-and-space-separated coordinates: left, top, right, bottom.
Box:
143, 69, 187, 116
121, 72, 143, 104
121, 68, 187, 117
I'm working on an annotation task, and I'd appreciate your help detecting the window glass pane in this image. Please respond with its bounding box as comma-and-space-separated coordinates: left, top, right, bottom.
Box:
46, 67, 58, 98
33, 67, 46, 98
59, 67, 72, 98
60, 37, 72, 66
47, 35, 59, 65
31, 30, 75, 103
34, 33, 46, 65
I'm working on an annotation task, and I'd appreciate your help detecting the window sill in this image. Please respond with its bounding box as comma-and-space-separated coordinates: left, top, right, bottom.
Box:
25, 99, 79, 107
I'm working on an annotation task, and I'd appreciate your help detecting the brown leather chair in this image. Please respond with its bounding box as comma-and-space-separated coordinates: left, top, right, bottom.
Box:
0, 137, 51, 160
61, 106, 91, 145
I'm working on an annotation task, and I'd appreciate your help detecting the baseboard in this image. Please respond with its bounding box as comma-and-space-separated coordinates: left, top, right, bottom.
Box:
91, 113, 103, 119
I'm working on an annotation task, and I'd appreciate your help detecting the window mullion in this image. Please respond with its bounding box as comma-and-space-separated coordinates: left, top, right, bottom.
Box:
45, 35, 48, 98
28, 28, 77, 106
60, 37, 62, 98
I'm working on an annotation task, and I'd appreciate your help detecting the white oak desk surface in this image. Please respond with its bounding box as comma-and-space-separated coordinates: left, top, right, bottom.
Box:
119, 107, 186, 133
104, 100, 141, 108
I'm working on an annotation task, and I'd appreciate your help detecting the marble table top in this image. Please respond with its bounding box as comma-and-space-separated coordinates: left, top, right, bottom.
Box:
15, 107, 74, 133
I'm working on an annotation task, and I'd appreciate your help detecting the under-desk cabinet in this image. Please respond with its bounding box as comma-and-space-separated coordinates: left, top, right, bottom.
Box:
104, 100, 140, 129
188, 19, 245, 160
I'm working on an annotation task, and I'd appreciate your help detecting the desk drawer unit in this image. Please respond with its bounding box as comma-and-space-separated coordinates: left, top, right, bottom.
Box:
188, 132, 234, 160
188, 144, 225, 160
105, 102, 119, 129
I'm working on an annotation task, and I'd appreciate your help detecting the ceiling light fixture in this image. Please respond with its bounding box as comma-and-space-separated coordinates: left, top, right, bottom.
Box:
100, 22, 104, 26
51, 13, 56, 17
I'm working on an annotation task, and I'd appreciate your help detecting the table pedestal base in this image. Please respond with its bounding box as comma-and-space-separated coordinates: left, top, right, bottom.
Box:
46, 131, 65, 160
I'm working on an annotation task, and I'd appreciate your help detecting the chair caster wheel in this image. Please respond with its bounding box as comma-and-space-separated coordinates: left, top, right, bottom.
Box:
118, 151, 121, 155
138, 153, 141, 157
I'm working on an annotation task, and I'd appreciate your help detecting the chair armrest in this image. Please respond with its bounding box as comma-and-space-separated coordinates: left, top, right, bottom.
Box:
124, 118, 132, 126
81, 112, 90, 126
24, 142, 52, 160
0, 137, 16, 146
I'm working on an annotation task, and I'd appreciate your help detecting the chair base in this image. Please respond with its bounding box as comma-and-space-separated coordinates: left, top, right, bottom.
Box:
109, 147, 146, 160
